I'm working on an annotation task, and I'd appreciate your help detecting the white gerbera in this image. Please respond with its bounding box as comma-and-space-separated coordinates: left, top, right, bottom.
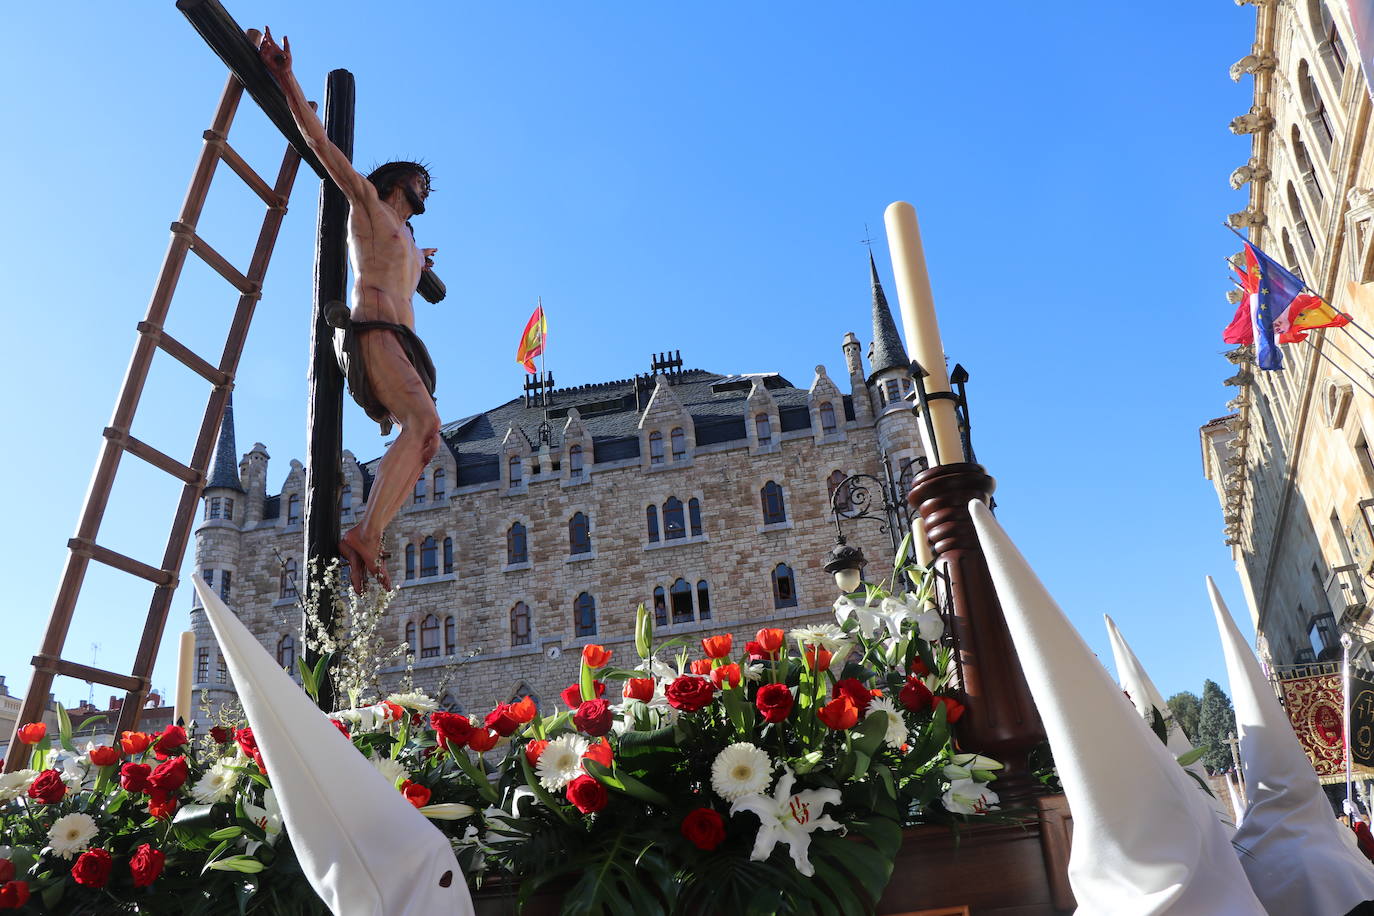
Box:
866, 697, 908, 748
371, 755, 409, 787
536, 734, 589, 791
48, 812, 99, 859
191, 759, 239, 804
788, 623, 850, 653
386, 691, 438, 713
711, 742, 773, 801
0, 770, 37, 801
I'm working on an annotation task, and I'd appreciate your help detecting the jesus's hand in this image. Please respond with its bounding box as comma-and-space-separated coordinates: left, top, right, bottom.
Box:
259, 27, 292, 77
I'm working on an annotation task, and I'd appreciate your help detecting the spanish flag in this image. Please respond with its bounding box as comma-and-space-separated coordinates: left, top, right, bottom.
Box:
516, 302, 546, 373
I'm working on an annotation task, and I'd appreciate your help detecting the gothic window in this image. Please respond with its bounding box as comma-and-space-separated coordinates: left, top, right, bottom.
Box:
508, 522, 528, 565
433, 468, 446, 500
287, 493, 301, 525
761, 481, 787, 525
443, 537, 454, 574
280, 558, 298, 600
420, 615, 441, 659
405, 544, 417, 581
877, 385, 887, 406
671, 427, 687, 461
697, 580, 711, 620
224, 497, 235, 520
688, 498, 703, 537
203, 569, 215, 593
1288, 182, 1316, 258
772, 563, 798, 609
340, 485, 352, 516
196, 648, 209, 683
574, 592, 597, 637
828, 470, 852, 513
569, 444, 584, 479
444, 615, 456, 654
671, 578, 693, 623
819, 402, 837, 433
421, 536, 438, 578
649, 431, 665, 465
277, 634, 296, 671
413, 473, 426, 504
1282, 228, 1301, 273
219, 570, 232, 601
885, 379, 902, 403
663, 497, 686, 540
217, 655, 227, 684
646, 505, 660, 543
1324, 4, 1348, 74
509, 455, 522, 488
1300, 59, 1334, 150
511, 602, 531, 646
653, 586, 667, 626
755, 413, 772, 446
1292, 125, 1323, 201
208, 496, 222, 519
569, 512, 591, 555
405, 621, 416, 652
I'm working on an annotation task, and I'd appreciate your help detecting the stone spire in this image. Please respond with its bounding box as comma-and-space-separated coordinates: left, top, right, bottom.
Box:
206, 395, 245, 492
866, 251, 909, 383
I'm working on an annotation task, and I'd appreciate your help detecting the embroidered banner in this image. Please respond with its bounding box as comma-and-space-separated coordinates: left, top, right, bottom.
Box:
1280, 673, 1346, 778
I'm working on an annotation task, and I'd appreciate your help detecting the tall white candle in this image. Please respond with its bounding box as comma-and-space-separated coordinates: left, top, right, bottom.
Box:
912, 515, 935, 567
174, 631, 195, 727
883, 202, 964, 465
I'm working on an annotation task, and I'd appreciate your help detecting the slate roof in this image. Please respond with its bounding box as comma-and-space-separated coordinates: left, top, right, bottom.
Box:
867, 252, 909, 382
206, 395, 245, 492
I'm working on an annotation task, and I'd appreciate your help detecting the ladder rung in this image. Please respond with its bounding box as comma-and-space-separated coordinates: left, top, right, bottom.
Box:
32, 655, 147, 694
204, 129, 288, 209
67, 537, 177, 587
137, 321, 232, 387
170, 222, 259, 295
103, 427, 204, 486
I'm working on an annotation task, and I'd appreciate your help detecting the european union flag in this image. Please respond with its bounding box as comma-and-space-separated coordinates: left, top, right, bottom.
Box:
1245, 241, 1303, 371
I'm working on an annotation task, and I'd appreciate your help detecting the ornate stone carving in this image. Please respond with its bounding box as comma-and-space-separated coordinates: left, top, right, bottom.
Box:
1230, 52, 1277, 81
1229, 159, 1271, 189
1230, 107, 1274, 134
1227, 288, 1245, 304
1228, 208, 1267, 228
1225, 345, 1256, 364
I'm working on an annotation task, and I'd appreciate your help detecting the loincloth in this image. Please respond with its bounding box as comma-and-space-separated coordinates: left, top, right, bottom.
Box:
333, 316, 437, 436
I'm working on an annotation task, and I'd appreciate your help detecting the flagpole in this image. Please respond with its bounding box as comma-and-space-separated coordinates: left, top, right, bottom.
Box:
1300, 338, 1374, 400
1345, 633, 1356, 815
538, 296, 548, 413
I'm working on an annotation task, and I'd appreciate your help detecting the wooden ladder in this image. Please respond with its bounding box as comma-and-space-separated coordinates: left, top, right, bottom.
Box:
4, 38, 304, 767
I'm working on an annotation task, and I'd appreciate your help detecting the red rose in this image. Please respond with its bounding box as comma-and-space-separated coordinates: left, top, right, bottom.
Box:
910, 657, 930, 677
484, 703, 523, 737
832, 678, 874, 716
688, 659, 714, 675
400, 780, 432, 808
573, 698, 615, 737
899, 677, 934, 712
755, 628, 785, 654
582, 737, 613, 772
524, 739, 549, 766
234, 727, 259, 759
120, 762, 152, 794
804, 646, 833, 671
509, 696, 538, 723
755, 683, 794, 723
153, 725, 188, 760
128, 844, 165, 888
665, 676, 716, 712
711, 663, 742, 689
623, 678, 655, 701
937, 696, 966, 723
467, 727, 500, 753
71, 848, 113, 888
120, 730, 153, 755
27, 769, 66, 804
0, 860, 12, 884
701, 634, 733, 659
680, 807, 726, 851
0, 881, 30, 909
817, 696, 860, 731
561, 681, 606, 710
582, 644, 613, 668
565, 774, 608, 814
16, 723, 45, 745
430, 711, 475, 750
147, 789, 179, 819
88, 745, 119, 767
209, 725, 231, 745
148, 755, 189, 792
330, 718, 352, 741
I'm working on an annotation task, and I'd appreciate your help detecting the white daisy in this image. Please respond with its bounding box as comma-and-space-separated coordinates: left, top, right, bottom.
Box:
48, 812, 99, 859
386, 691, 438, 713
536, 734, 589, 791
788, 623, 852, 654
865, 697, 908, 748
710, 742, 773, 801
190, 759, 239, 804
0, 770, 37, 801
371, 755, 409, 788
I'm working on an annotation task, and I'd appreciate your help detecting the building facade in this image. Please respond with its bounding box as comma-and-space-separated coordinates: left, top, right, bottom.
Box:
189, 261, 926, 720
1203, 0, 1374, 670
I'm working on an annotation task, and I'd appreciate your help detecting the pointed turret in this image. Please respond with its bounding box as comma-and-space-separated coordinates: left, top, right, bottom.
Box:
207, 396, 245, 493
866, 252, 908, 383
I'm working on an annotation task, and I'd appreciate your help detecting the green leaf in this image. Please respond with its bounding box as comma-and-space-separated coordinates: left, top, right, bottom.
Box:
208, 826, 244, 840
73, 714, 107, 735
56, 702, 75, 753
1176, 746, 1208, 767
792, 749, 825, 774
296, 657, 318, 699
583, 759, 672, 808
893, 530, 913, 572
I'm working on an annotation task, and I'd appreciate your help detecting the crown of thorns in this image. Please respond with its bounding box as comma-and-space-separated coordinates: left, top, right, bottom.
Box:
366, 160, 434, 193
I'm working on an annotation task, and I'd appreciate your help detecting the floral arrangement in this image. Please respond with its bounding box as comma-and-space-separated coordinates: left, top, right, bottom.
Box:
0, 544, 1002, 914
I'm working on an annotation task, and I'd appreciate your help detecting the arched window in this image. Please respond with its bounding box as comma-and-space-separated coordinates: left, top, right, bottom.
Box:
1282, 228, 1301, 273
1291, 125, 1323, 201
819, 402, 837, 433
1323, 4, 1349, 75
1299, 59, 1334, 151
663, 497, 686, 540
671, 427, 687, 461
405, 544, 417, 580
507, 522, 528, 565
1288, 182, 1316, 257
772, 564, 798, 609
277, 634, 296, 671
340, 485, 353, 516
413, 473, 426, 504
511, 601, 531, 646
287, 493, 301, 525
420, 536, 438, 577
405, 621, 416, 652
828, 470, 852, 513
443, 537, 454, 574
671, 578, 694, 623
755, 413, 772, 446
280, 558, 298, 600
649, 431, 665, 465
509, 455, 522, 488
646, 505, 660, 543
569, 512, 591, 555
420, 615, 440, 658
433, 468, 446, 500
697, 580, 711, 620
688, 498, 703, 537
569, 444, 584, 479
761, 481, 787, 525
444, 615, 456, 654
653, 586, 667, 627
574, 592, 597, 637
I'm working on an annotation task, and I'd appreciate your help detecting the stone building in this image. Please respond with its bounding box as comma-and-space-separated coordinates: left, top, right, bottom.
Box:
1202, 0, 1374, 670
190, 257, 925, 720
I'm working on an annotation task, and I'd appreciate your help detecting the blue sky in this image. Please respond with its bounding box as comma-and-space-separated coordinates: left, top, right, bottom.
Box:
0, 2, 1256, 713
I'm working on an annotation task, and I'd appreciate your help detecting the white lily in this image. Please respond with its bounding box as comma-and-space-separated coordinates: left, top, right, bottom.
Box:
242, 788, 283, 855
729, 767, 844, 877
834, 594, 883, 639
897, 592, 944, 642
942, 777, 999, 815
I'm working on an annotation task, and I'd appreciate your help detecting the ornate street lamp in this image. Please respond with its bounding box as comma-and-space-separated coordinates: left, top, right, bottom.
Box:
824, 470, 910, 593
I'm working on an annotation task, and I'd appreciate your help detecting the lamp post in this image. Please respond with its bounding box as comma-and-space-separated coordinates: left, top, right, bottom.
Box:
823, 469, 911, 593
